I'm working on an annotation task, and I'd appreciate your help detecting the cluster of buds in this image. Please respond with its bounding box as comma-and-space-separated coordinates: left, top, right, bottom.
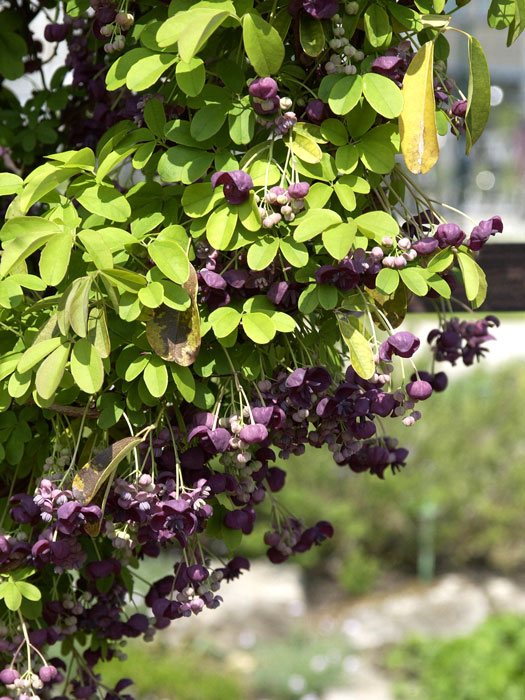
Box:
101, 11, 134, 53
259, 182, 309, 229
370, 235, 418, 270
248, 78, 298, 135
325, 13, 364, 75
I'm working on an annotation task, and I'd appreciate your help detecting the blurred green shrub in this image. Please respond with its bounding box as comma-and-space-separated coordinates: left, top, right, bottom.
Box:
241, 360, 525, 585
98, 641, 245, 700
386, 614, 525, 700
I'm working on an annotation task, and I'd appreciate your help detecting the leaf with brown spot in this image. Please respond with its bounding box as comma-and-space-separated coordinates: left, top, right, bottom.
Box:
72, 436, 143, 506
146, 263, 201, 366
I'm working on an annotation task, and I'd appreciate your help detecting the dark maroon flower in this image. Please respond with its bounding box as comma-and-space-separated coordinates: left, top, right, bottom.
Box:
44, 23, 69, 42
253, 96, 280, 115
224, 507, 256, 534
435, 222, 465, 249
211, 170, 253, 205
315, 263, 360, 291
379, 331, 420, 362
372, 55, 404, 78
249, 77, 278, 99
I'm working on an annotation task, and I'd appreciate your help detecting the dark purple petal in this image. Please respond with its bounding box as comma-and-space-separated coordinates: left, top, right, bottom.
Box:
286, 368, 307, 388
303, 0, 339, 19
288, 182, 310, 198
239, 423, 269, 445
435, 223, 465, 249
406, 380, 433, 400
412, 237, 439, 255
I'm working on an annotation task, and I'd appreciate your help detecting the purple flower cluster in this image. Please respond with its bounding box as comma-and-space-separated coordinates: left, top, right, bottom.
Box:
428, 315, 500, 366
316, 248, 382, 289
264, 518, 334, 563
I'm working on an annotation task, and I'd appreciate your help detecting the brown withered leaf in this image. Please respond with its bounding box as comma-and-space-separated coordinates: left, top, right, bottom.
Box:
366, 284, 407, 330
146, 263, 201, 366
72, 436, 143, 506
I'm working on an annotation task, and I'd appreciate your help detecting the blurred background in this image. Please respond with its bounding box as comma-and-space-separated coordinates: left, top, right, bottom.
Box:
5, 1, 525, 698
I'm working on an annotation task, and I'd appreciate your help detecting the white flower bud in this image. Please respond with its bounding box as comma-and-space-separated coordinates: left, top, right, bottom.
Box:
325, 61, 336, 74
345, 1, 359, 14
279, 96, 293, 110
354, 50, 365, 61
344, 64, 357, 75
100, 24, 113, 37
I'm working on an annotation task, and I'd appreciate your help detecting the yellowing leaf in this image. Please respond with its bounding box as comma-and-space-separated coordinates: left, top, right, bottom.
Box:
399, 41, 439, 175
465, 36, 491, 155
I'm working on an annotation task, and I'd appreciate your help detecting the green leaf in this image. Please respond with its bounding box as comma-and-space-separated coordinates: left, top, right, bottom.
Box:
457, 251, 481, 301
318, 284, 338, 310
364, 5, 392, 48
39, 232, 73, 286
16, 581, 41, 602
338, 317, 375, 379
427, 248, 454, 272
170, 363, 196, 402
333, 181, 356, 211
375, 267, 400, 295
17, 337, 64, 374
132, 141, 156, 170
465, 36, 491, 155
76, 183, 131, 222
72, 436, 144, 505
328, 74, 363, 116
322, 221, 357, 260
179, 9, 232, 61
487, 0, 515, 29
206, 204, 238, 249
358, 138, 396, 174
473, 265, 488, 309
242, 312, 276, 343
191, 102, 229, 141
247, 236, 279, 270
87, 307, 111, 359
320, 118, 348, 146
362, 73, 404, 119
78, 230, 113, 270
335, 145, 359, 174
158, 146, 214, 185
143, 356, 168, 398
139, 281, 165, 308
355, 211, 399, 241
279, 237, 309, 267
209, 307, 241, 338
100, 268, 147, 293
299, 14, 325, 57
228, 104, 256, 145
68, 276, 92, 338
291, 132, 323, 164
126, 53, 177, 91
0, 172, 23, 196
143, 97, 166, 137
71, 339, 104, 394
298, 284, 319, 314
242, 13, 285, 77
305, 182, 333, 209
294, 209, 342, 243
426, 272, 451, 298
176, 57, 206, 97
0, 229, 57, 278
106, 48, 152, 90
3, 581, 22, 611
182, 183, 222, 218
149, 239, 189, 284
238, 192, 262, 232
399, 267, 429, 296
400, 41, 439, 175
35, 343, 70, 400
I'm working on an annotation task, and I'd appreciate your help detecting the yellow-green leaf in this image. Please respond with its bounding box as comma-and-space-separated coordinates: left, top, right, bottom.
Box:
465, 36, 491, 155
338, 317, 375, 380
399, 41, 439, 174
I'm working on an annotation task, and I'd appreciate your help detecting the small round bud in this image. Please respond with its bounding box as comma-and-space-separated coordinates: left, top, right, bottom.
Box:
345, 1, 359, 15
100, 24, 113, 37
344, 64, 357, 75
354, 50, 365, 61
325, 61, 336, 74
382, 236, 394, 246
279, 96, 293, 110
115, 12, 134, 28
397, 237, 412, 250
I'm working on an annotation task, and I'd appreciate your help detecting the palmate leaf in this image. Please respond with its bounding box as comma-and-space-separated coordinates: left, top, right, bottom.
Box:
146, 264, 201, 365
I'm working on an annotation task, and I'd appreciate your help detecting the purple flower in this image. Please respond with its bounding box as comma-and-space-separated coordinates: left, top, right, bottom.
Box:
211, 170, 253, 205
288, 182, 310, 198
239, 423, 269, 445
372, 56, 404, 79
0, 669, 20, 684
303, 0, 339, 19
39, 666, 58, 683
406, 380, 433, 400
224, 507, 256, 534
412, 237, 439, 255
249, 77, 278, 99
435, 223, 465, 249
305, 99, 329, 125
451, 99, 467, 118
379, 331, 420, 362
468, 215, 503, 252
315, 263, 360, 291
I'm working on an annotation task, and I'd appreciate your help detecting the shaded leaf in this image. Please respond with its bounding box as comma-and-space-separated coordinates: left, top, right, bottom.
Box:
466, 36, 491, 154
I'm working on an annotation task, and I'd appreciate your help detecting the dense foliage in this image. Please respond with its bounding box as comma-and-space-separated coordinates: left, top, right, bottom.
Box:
0, 0, 518, 698
387, 614, 525, 700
